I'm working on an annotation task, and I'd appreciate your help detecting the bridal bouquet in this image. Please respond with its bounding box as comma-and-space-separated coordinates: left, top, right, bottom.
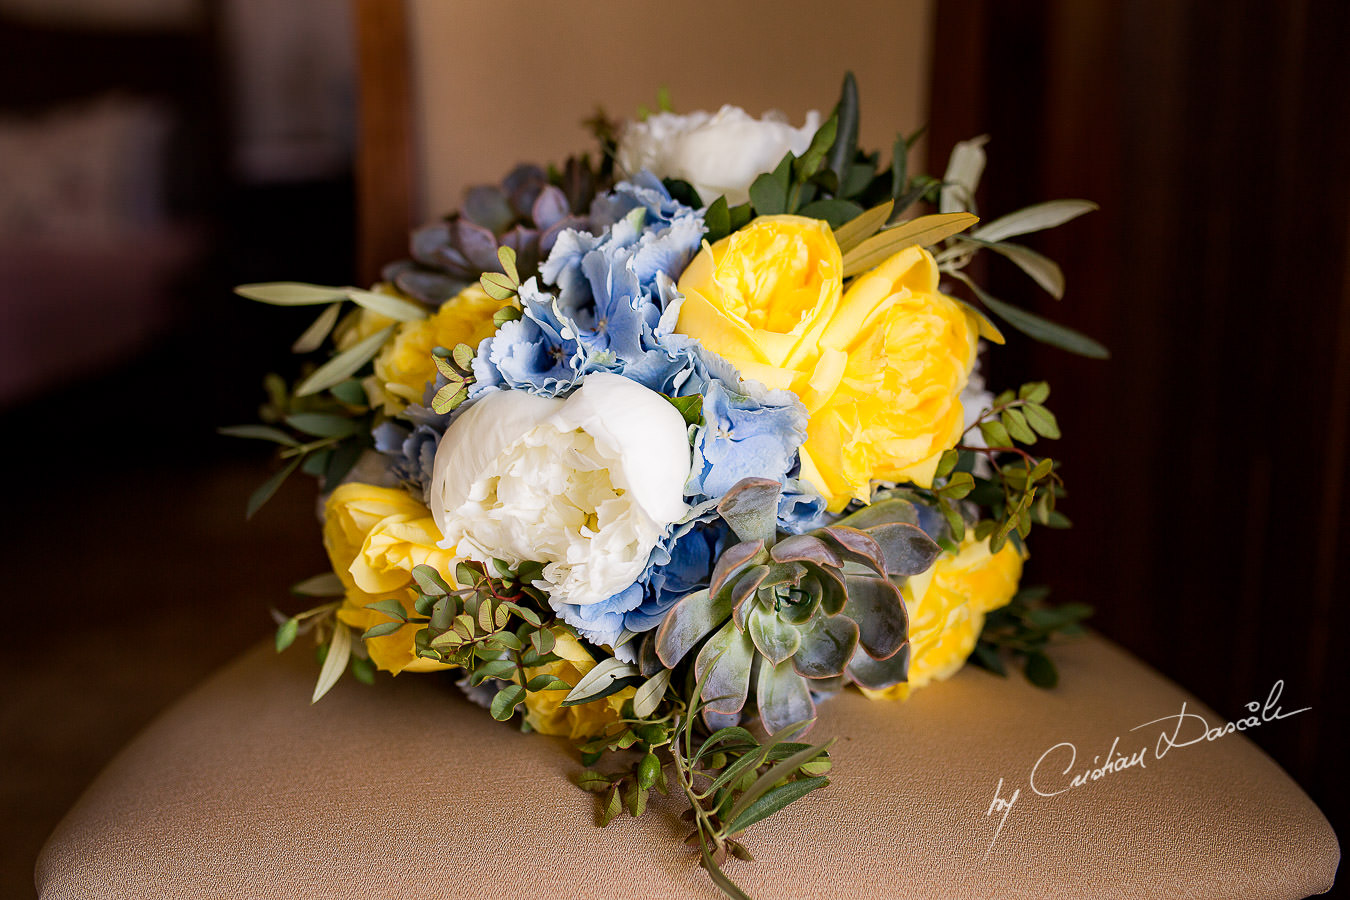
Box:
228, 75, 1098, 897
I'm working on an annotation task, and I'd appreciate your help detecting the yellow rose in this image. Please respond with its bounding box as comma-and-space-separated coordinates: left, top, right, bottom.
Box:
322, 483, 429, 591
370, 284, 510, 414
522, 630, 635, 740
676, 215, 843, 392
804, 245, 978, 508
324, 483, 456, 675
861, 536, 1024, 700
676, 218, 978, 511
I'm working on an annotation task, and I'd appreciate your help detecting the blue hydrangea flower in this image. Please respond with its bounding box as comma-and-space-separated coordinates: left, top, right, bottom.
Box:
471, 277, 583, 398
588, 170, 693, 231
551, 517, 727, 659
471, 174, 705, 401
778, 477, 833, 534
687, 379, 807, 499
623, 521, 727, 633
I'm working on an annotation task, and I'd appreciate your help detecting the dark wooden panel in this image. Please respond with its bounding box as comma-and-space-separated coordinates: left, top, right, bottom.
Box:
931, 0, 1350, 837
353, 0, 415, 285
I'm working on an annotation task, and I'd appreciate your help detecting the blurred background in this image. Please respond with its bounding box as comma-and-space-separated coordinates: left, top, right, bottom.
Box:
2, 0, 1346, 897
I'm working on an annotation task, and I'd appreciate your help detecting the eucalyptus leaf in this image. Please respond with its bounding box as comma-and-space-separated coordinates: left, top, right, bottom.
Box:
291, 301, 343, 353
939, 135, 989, 214
561, 657, 640, 706
246, 456, 301, 520
632, 668, 672, 719
950, 271, 1108, 359
832, 200, 894, 254
346, 288, 428, 322
218, 424, 300, 447
294, 325, 395, 397
284, 413, 361, 439
362, 622, 402, 639
291, 571, 344, 597
841, 212, 979, 277
725, 775, 829, 837
275, 617, 298, 653
985, 240, 1066, 299
726, 735, 833, 827
311, 623, 351, 703
970, 199, 1098, 245
235, 282, 347, 306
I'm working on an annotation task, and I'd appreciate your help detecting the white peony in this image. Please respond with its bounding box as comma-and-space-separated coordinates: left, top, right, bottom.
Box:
617, 105, 822, 207
428, 374, 691, 608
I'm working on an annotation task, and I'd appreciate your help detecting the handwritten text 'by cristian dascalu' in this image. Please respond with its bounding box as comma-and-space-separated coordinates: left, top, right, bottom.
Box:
982, 680, 1310, 857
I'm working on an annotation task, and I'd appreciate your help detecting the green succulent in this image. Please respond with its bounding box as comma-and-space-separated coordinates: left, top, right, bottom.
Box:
654, 477, 941, 734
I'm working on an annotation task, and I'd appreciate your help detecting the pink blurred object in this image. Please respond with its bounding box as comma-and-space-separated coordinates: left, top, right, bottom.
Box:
0, 227, 200, 406
0, 94, 203, 407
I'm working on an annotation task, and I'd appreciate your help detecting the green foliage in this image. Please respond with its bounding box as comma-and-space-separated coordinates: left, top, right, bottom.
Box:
971, 586, 1093, 688
664, 393, 704, 430
480, 246, 522, 301
343, 559, 587, 728
431, 342, 477, 413
574, 663, 833, 900
221, 363, 375, 518
924, 382, 1072, 553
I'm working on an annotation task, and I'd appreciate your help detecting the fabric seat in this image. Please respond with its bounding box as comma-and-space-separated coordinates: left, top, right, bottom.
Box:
36, 633, 1338, 899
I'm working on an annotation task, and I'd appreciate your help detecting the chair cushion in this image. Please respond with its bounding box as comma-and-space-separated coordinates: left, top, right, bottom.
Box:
36, 634, 1338, 899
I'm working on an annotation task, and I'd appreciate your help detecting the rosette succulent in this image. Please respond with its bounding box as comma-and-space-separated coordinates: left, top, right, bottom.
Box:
653, 477, 942, 733
383, 163, 596, 304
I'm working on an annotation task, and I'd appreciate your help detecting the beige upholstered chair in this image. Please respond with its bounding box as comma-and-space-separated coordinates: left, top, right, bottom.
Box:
37, 3, 1339, 897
